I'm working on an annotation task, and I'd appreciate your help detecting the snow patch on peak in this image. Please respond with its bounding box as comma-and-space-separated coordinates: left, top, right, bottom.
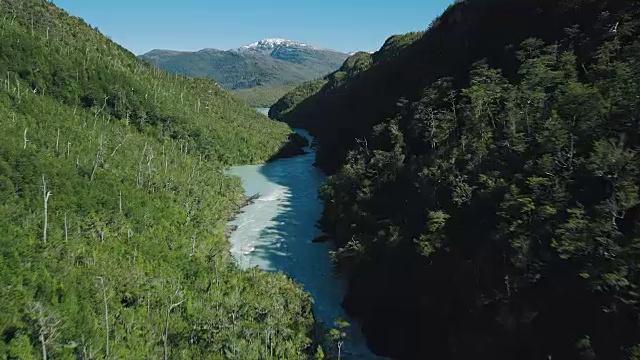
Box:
238, 38, 318, 51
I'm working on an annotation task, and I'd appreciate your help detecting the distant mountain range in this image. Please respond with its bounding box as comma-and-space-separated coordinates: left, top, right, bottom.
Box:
140, 39, 349, 106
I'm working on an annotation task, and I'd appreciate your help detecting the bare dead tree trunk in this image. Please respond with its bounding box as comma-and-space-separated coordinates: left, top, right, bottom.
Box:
184, 201, 192, 228
96, 277, 110, 359
110, 134, 130, 157
94, 96, 109, 119
610, 21, 620, 33
163, 144, 167, 175
163, 288, 185, 360
146, 147, 154, 177
188, 161, 197, 184
42, 175, 52, 243
55, 129, 60, 153
119, 191, 122, 214
23, 128, 28, 149
137, 143, 148, 188
40, 332, 47, 360
90, 136, 104, 182
31, 302, 61, 360
190, 233, 196, 257
64, 212, 68, 242
569, 133, 575, 170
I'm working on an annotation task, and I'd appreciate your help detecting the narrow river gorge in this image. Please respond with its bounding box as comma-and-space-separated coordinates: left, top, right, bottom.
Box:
226, 109, 380, 359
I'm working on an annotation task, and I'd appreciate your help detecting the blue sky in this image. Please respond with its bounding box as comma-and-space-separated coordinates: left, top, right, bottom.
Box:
51, 0, 453, 55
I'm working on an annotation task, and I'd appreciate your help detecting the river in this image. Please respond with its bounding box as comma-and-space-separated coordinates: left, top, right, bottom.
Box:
226, 108, 380, 359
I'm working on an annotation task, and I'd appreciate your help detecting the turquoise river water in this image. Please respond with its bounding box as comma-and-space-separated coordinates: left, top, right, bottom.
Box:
226, 108, 380, 359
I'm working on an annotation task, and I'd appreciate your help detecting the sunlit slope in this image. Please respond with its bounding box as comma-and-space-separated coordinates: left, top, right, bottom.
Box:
0, 0, 314, 358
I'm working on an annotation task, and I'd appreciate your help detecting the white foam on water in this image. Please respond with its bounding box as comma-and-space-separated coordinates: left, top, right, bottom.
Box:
227, 123, 384, 359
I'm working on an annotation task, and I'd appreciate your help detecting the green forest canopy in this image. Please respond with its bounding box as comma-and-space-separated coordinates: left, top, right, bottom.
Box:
0, 0, 315, 359
276, 0, 640, 359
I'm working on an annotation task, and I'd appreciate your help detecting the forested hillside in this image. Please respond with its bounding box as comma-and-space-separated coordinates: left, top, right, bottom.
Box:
0, 0, 315, 358
140, 41, 348, 108
270, 34, 421, 173
277, 0, 640, 359
269, 50, 376, 125
140, 48, 318, 91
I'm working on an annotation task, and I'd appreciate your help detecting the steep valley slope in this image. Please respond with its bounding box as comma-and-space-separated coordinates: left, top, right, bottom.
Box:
273, 0, 640, 358
0, 1, 316, 358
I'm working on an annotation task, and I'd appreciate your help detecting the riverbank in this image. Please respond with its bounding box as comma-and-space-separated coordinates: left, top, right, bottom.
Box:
225, 115, 382, 359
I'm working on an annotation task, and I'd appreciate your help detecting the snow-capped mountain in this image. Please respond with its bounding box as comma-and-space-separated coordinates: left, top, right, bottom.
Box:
140, 39, 348, 106
230, 38, 348, 68
237, 38, 320, 52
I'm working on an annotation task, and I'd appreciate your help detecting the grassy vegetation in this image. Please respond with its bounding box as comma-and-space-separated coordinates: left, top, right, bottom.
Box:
269, 79, 329, 121
231, 85, 296, 108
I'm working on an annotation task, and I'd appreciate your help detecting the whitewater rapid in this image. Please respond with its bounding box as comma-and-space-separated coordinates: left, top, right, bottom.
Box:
226, 108, 381, 359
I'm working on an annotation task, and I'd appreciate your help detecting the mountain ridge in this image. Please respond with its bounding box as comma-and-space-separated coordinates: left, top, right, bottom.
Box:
140, 38, 349, 107
235, 38, 324, 52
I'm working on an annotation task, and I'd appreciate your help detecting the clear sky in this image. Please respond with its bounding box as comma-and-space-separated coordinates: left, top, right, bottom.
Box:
50, 0, 453, 55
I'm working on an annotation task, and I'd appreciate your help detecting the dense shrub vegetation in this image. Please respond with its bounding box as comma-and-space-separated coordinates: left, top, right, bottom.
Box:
231, 85, 297, 108
277, 0, 640, 358
0, 0, 315, 358
269, 51, 375, 125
